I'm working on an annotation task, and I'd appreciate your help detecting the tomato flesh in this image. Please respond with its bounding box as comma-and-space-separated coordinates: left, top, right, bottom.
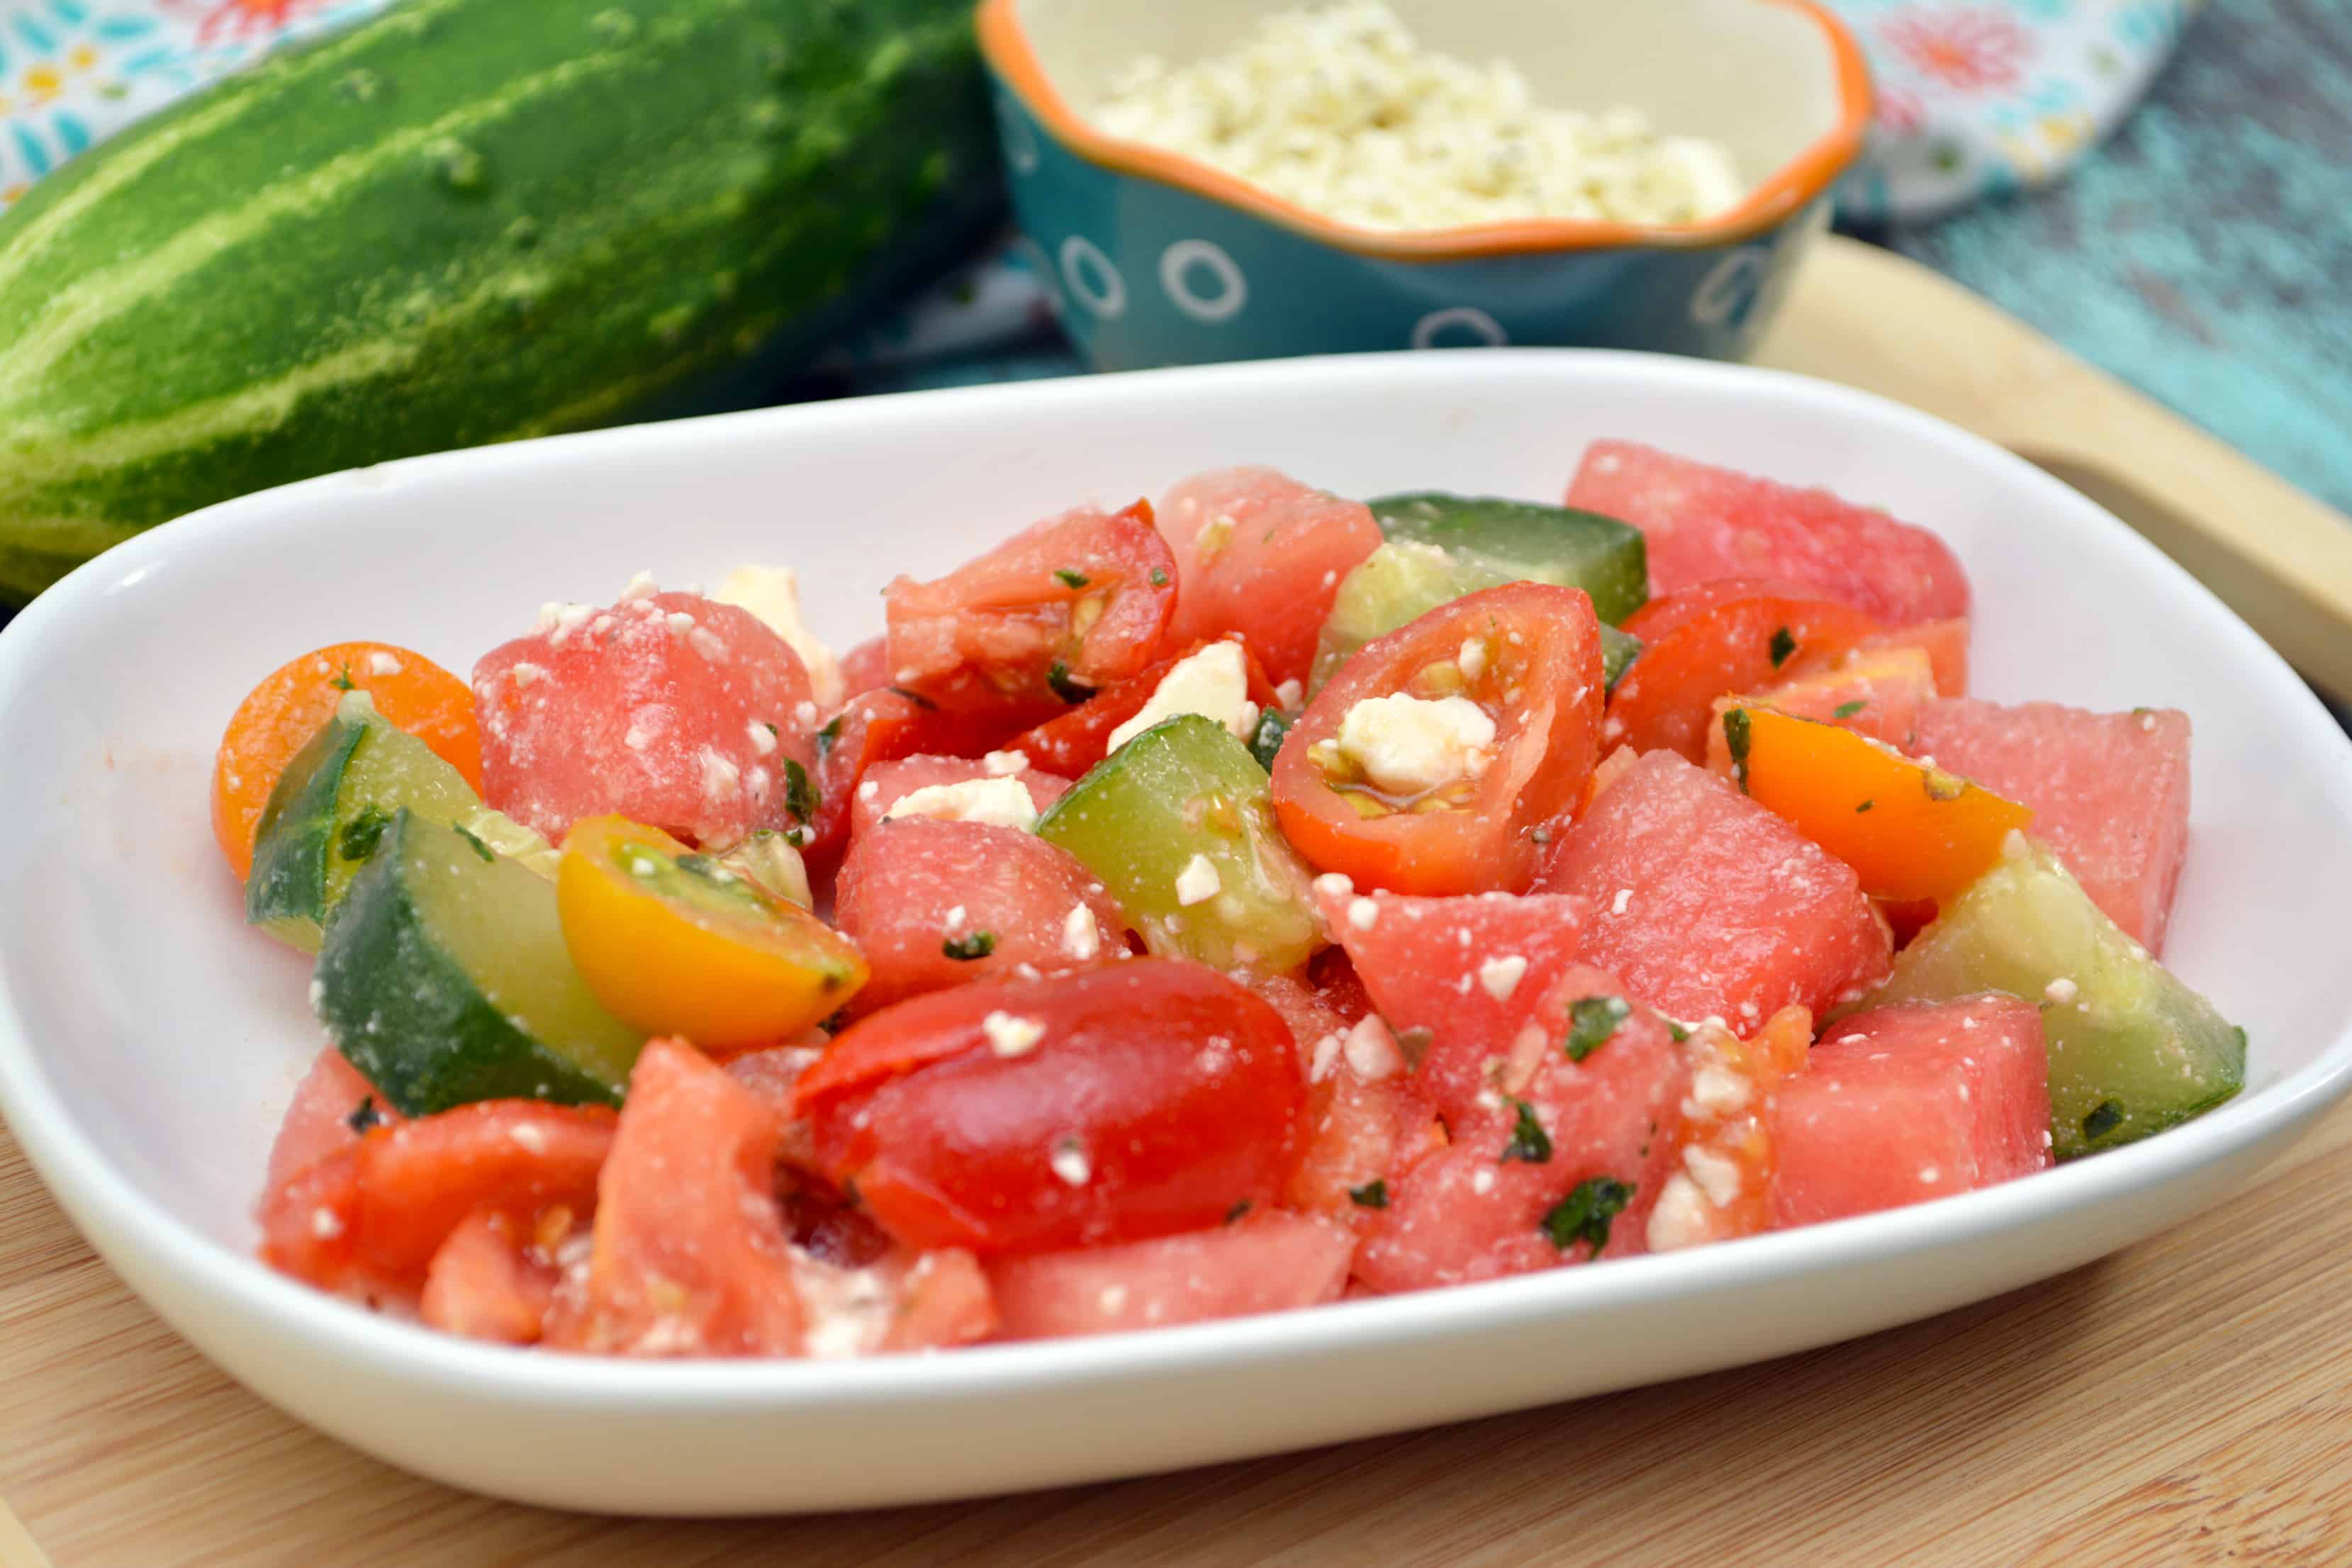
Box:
795, 961, 1304, 1255
1606, 581, 1881, 761
1272, 583, 1605, 895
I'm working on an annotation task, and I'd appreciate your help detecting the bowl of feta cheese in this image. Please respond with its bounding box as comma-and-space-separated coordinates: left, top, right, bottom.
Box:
976, 0, 1871, 368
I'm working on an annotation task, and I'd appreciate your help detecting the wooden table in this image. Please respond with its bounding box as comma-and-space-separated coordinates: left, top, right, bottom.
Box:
6, 1099, 2350, 1564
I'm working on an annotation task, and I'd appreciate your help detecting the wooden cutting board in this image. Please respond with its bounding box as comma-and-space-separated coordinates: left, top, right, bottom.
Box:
6, 237, 2352, 1567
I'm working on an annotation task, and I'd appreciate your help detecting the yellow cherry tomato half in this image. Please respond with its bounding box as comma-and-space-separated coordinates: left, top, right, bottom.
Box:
1724, 705, 2033, 903
556, 815, 865, 1051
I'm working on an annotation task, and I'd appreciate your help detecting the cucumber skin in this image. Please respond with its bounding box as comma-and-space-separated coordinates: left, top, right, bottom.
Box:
317, 812, 627, 1116
0, 0, 999, 602
245, 713, 369, 953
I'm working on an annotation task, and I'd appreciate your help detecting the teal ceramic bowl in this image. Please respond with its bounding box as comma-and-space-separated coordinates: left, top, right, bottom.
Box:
977, 0, 1872, 369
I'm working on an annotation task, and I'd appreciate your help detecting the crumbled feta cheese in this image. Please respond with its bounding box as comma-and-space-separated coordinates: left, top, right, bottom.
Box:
1099, 8, 1743, 235
713, 564, 845, 705
1340, 1014, 1404, 1080
795, 700, 818, 727
1313, 871, 1355, 900
858, 779, 880, 802
1918, 1165, 1942, 1185
747, 721, 778, 756
1645, 1173, 1709, 1252
688, 626, 728, 663
700, 747, 741, 800
1174, 852, 1222, 906
2045, 977, 2079, 1004
1477, 953, 1528, 1002
1107, 640, 1259, 750
1690, 1065, 1752, 1114
1471, 1167, 1496, 1195
1457, 638, 1488, 682
942, 904, 968, 932
1333, 693, 1496, 795
883, 776, 1038, 831
1611, 887, 1633, 916
1194, 513, 1235, 559
1097, 1284, 1129, 1315
1275, 678, 1304, 710
1347, 895, 1379, 931
310, 1206, 344, 1240
1049, 1138, 1092, 1185
982, 1011, 1046, 1058
1683, 1144, 1742, 1207
1062, 905, 1101, 961
366, 651, 403, 678
620, 570, 660, 601
666, 610, 698, 637
983, 749, 1030, 777
509, 661, 545, 690
510, 1123, 548, 1154
1309, 1031, 1345, 1082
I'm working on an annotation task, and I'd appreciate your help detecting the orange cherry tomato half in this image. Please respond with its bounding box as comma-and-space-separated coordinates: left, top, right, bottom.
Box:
556, 816, 866, 1051
1724, 705, 2034, 902
212, 642, 481, 882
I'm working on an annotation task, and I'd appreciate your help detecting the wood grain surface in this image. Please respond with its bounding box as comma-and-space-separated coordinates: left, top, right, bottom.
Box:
6, 1103, 2349, 1567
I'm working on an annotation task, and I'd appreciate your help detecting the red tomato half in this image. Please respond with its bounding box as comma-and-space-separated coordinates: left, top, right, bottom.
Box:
884, 500, 1176, 724
1272, 583, 1606, 896
1607, 580, 1881, 760
258, 1101, 615, 1297
1007, 635, 1280, 778
794, 961, 1304, 1255
1155, 467, 1382, 688
802, 686, 1030, 863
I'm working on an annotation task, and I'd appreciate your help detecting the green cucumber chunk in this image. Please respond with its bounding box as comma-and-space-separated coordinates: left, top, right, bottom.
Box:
1313, 537, 1645, 695
1037, 715, 1321, 973
247, 691, 482, 952
315, 810, 644, 1115
1368, 493, 1648, 625
1863, 836, 2244, 1160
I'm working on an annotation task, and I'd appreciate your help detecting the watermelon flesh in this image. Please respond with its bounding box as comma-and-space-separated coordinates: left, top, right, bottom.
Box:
1565, 441, 1969, 627
1354, 964, 1690, 1292
1311, 882, 1594, 1125
1155, 466, 1383, 688
831, 818, 1127, 1014
986, 1214, 1354, 1338
1773, 997, 2051, 1226
474, 590, 818, 848
1911, 699, 2192, 953
1535, 751, 1891, 1028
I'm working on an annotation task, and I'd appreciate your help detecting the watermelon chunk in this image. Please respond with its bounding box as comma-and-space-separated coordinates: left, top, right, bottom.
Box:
1535, 751, 1891, 1027
1860, 617, 1969, 697
1311, 882, 1594, 1125
847, 754, 1074, 841
1565, 441, 1970, 626
986, 1213, 1353, 1338
1354, 964, 1689, 1292
1155, 467, 1383, 688
1773, 997, 2051, 1226
265, 1047, 403, 1192
475, 589, 818, 848
1910, 699, 2193, 953
831, 818, 1127, 1014
420, 1208, 561, 1345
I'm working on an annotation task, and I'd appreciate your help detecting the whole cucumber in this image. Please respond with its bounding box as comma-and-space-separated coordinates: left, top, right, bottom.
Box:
0, 0, 999, 602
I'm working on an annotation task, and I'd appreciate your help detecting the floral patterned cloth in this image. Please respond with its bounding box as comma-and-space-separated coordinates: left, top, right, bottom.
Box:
0, 0, 2202, 355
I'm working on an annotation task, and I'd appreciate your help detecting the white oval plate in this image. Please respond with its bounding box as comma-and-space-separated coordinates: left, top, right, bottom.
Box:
3, 351, 2349, 1516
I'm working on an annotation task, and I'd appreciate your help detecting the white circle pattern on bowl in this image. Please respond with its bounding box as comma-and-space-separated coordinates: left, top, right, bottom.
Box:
1689, 247, 1769, 329
1058, 236, 1127, 319
1410, 306, 1508, 349
1158, 240, 1248, 323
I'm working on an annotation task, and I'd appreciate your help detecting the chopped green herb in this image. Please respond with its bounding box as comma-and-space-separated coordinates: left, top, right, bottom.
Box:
819, 1008, 850, 1036
1500, 1099, 1552, 1164
1722, 707, 1753, 792
345, 1097, 383, 1135
1667, 1020, 1690, 1043
1054, 568, 1090, 589
1047, 661, 1095, 704
2081, 1099, 2125, 1141
1565, 995, 1631, 1061
1857, 799, 1875, 813
676, 852, 716, 878
337, 807, 391, 863
330, 663, 356, 692
886, 685, 937, 711
1248, 708, 1292, 771
763, 721, 780, 739
1768, 627, 1797, 668
453, 822, 495, 863
1224, 1199, 1253, 1225
783, 758, 819, 824
1832, 699, 1867, 719
2131, 706, 2154, 717
941, 931, 997, 961
1150, 566, 1169, 587
815, 715, 844, 757
1540, 1176, 1634, 1253
1347, 1180, 1389, 1209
